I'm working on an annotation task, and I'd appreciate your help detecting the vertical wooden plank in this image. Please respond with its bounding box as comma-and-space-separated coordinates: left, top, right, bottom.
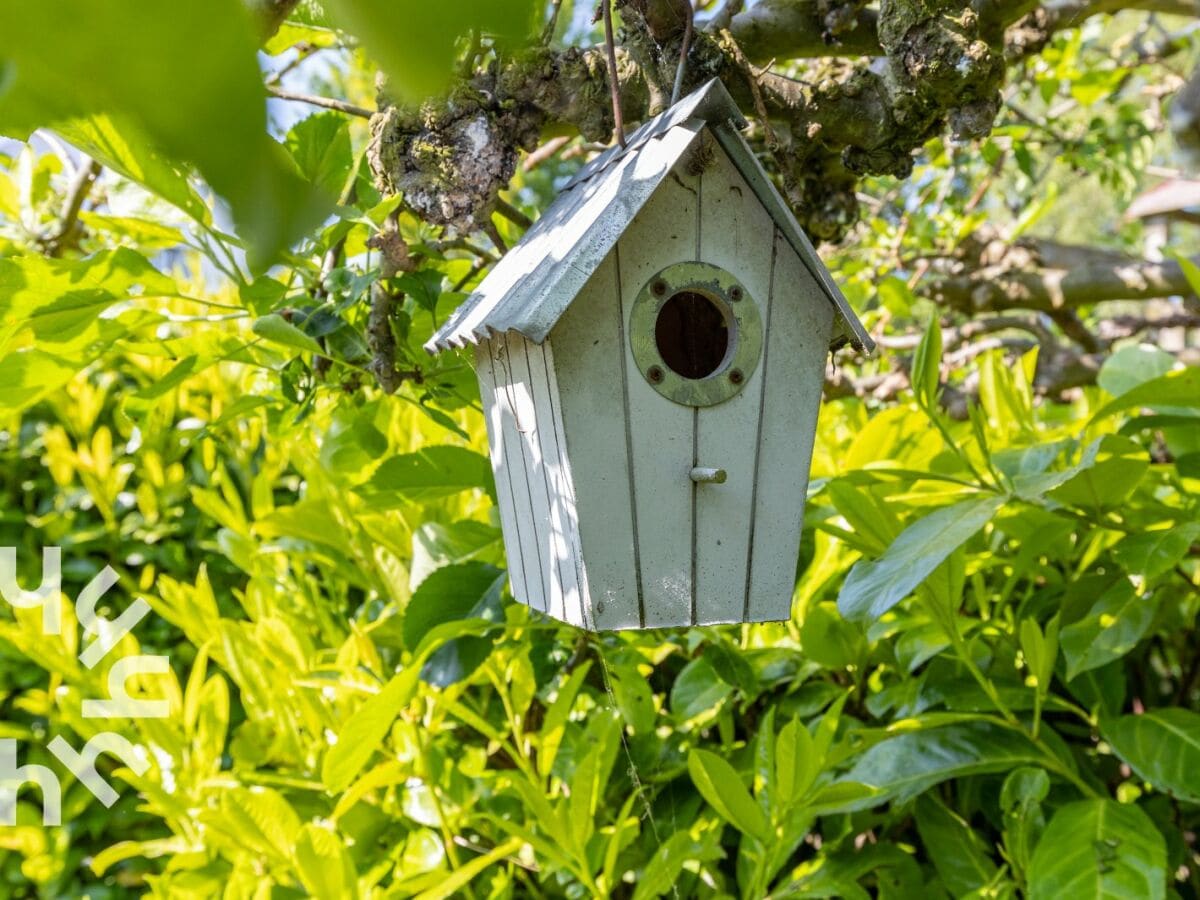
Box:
475, 341, 532, 608
747, 229, 834, 621
692, 138, 777, 624
485, 336, 551, 615
549, 254, 639, 629
521, 336, 587, 627
619, 171, 700, 628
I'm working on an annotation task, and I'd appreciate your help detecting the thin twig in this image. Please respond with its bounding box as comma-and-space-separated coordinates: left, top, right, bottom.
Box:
602, 0, 627, 148
267, 86, 373, 119
542, 0, 565, 43
483, 221, 509, 255
671, 0, 696, 106
523, 136, 571, 171
45, 158, 102, 258
493, 197, 533, 229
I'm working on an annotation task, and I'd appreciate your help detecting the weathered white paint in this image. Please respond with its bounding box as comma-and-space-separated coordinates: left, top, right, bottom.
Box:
549, 253, 642, 630
745, 228, 835, 621
475, 341, 532, 606
692, 139, 775, 625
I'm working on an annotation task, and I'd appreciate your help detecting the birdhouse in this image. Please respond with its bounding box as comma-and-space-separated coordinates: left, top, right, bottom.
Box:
426, 79, 873, 630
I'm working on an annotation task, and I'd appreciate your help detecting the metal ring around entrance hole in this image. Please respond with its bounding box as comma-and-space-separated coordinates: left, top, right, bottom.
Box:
630, 261, 763, 407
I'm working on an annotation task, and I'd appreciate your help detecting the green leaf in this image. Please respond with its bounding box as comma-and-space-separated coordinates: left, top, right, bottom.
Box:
213, 787, 301, 861
286, 112, 353, 198
1113, 524, 1200, 580
413, 837, 522, 900
837, 722, 1046, 809
0, 0, 326, 265
1091, 367, 1200, 422
1097, 345, 1177, 398
910, 318, 942, 410
252, 313, 326, 354
776, 717, 818, 805
0, 248, 176, 347
1060, 578, 1155, 679
322, 619, 497, 792
295, 824, 357, 900
568, 713, 621, 851
1000, 767, 1049, 877
402, 561, 505, 687
914, 795, 998, 896
670, 656, 733, 722
322, 0, 538, 100
687, 749, 770, 841
56, 115, 210, 222
608, 657, 657, 734
1046, 435, 1148, 512
359, 446, 494, 506
1103, 708, 1200, 804
402, 562, 504, 649
1027, 800, 1166, 900
838, 496, 1006, 622
800, 603, 864, 669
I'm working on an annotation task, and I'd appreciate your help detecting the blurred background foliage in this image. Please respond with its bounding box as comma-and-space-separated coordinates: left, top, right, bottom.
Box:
0, 1, 1198, 898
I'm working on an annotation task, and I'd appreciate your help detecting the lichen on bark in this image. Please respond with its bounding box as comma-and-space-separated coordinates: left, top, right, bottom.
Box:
364, 0, 1012, 241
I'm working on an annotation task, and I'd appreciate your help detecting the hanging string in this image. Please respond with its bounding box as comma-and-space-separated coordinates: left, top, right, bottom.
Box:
601, 0, 628, 148
595, 638, 681, 900
670, 1, 695, 106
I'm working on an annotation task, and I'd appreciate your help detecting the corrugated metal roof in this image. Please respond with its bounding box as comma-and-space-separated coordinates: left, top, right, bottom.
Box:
427, 78, 873, 354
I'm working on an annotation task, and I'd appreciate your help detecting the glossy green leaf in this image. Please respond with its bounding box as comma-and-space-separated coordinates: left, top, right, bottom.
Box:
359, 446, 494, 506
1113, 524, 1200, 580
837, 722, 1046, 809
1092, 367, 1200, 422
687, 749, 770, 841
56, 115, 210, 222
838, 495, 1006, 622
1103, 708, 1200, 803
671, 656, 733, 722
295, 824, 357, 899
322, 619, 497, 792
1046, 435, 1148, 512
1027, 800, 1166, 900
252, 313, 325, 355
1060, 578, 1155, 679
911, 317, 942, 410
1097, 345, 1177, 398
286, 112, 353, 198
914, 795, 997, 896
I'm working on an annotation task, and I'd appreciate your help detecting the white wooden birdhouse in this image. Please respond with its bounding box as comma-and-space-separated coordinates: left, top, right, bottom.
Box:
426, 79, 873, 630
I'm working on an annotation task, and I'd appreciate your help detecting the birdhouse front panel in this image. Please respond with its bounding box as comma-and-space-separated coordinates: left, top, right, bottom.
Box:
429, 79, 872, 632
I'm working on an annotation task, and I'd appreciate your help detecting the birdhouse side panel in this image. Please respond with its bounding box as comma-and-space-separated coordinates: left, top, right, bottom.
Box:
745, 229, 836, 621
474, 335, 587, 627
690, 134, 778, 625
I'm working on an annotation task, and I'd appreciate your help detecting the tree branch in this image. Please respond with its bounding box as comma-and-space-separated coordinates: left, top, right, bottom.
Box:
929, 254, 1200, 313
268, 86, 373, 118
43, 158, 102, 258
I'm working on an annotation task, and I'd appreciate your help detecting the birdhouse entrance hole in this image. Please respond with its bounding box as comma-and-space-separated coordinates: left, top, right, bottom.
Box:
631, 262, 763, 408
655, 290, 731, 379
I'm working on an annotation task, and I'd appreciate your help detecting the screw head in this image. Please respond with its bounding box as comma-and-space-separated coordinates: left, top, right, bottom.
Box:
729, 286, 743, 302
651, 279, 667, 297
648, 365, 665, 384
729, 369, 744, 385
